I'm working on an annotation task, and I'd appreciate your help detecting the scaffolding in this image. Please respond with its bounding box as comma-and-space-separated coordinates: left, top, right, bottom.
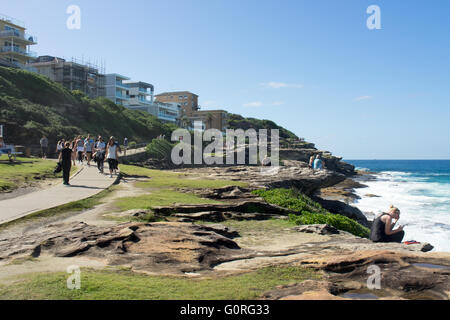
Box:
32, 55, 106, 99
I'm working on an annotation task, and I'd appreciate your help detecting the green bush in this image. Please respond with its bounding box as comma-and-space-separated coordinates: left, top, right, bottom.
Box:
128, 141, 137, 149
227, 113, 298, 139
289, 213, 369, 238
146, 139, 173, 160
252, 188, 327, 214
252, 188, 370, 238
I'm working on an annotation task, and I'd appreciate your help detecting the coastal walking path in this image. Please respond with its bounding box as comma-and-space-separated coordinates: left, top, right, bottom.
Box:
0, 146, 148, 225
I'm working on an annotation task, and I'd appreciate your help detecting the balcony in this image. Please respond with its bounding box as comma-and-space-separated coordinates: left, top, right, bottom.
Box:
0, 46, 37, 58
158, 114, 177, 122
0, 30, 37, 44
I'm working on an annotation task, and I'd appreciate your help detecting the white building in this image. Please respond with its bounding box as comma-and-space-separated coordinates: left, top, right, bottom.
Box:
124, 81, 155, 113
104, 74, 130, 106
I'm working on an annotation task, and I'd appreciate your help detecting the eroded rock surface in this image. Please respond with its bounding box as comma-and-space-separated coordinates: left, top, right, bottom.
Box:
177, 165, 346, 196
0, 221, 251, 274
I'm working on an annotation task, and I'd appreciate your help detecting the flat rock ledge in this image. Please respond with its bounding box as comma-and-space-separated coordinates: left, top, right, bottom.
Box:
0, 221, 252, 274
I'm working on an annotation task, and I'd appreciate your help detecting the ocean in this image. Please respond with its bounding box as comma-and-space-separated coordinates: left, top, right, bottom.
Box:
345, 160, 450, 252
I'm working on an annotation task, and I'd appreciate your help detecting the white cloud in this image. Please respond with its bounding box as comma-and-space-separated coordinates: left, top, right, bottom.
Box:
261, 82, 304, 89
273, 101, 285, 106
243, 101, 263, 107
354, 95, 373, 101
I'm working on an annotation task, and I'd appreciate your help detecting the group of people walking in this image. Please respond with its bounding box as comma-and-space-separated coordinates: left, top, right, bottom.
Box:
56, 135, 121, 186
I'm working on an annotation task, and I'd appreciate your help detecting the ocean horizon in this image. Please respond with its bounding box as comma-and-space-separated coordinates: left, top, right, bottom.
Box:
345, 160, 450, 252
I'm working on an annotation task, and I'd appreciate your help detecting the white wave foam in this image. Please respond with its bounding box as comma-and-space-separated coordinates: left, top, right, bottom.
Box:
354, 171, 450, 252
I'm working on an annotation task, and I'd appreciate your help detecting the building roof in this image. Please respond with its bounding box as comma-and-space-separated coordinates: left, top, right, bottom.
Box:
155, 91, 198, 97
125, 81, 154, 90
105, 73, 131, 81
0, 13, 25, 29
192, 109, 228, 114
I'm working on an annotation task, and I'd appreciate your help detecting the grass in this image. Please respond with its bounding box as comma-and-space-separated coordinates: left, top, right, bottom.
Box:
0, 157, 59, 192
113, 165, 245, 212
0, 266, 320, 300
120, 164, 248, 189
253, 188, 370, 238
114, 189, 221, 211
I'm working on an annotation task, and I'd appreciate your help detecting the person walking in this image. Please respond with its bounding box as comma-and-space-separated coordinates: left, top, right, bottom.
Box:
58, 142, 73, 186
106, 136, 119, 178
84, 135, 94, 166
75, 136, 85, 165
70, 138, 76, 166
40, 136, 48, 159
123, 137, 128, 156
95, 136, 106, 174
56, 140, 63, 158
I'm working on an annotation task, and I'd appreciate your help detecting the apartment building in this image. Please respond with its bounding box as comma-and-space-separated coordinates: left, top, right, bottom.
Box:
157, 102, 181, 124
0, 14, 37, 70
125, 81, 154, 107
31, 56, 105, 99
155, 91, 199, 116
104, 74, 130, 106
187, 110, 229, 132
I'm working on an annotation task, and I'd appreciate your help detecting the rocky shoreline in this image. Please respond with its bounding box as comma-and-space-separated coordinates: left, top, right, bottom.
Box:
0, 140, 449, 300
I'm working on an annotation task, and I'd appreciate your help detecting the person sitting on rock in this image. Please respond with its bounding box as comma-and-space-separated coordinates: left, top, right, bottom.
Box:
313, 155, 324, 170
370, 205, 405, 243
308, 155, 315, 168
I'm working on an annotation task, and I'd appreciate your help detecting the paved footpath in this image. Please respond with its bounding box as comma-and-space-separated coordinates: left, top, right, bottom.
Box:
0, 147, 147, 225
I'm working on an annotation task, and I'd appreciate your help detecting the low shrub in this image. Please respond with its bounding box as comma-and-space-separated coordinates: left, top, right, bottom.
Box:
253, 188, 370, 238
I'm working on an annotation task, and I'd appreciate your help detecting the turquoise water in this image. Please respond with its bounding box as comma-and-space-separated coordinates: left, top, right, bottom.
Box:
345, 160, 450, 252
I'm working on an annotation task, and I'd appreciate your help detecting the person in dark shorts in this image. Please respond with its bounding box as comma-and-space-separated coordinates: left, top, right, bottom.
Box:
95, 136, 106, 173
84, 135, 94, 166
370, 205, 405, 243
58, 142, 73, 186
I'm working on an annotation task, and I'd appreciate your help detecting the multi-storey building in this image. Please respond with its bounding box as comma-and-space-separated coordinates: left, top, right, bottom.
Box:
125, 81, 154, 108
31, 56, 105, 98
0, 14, 37, 70
157, 102, 181, 124
155, 91, 199, 116
104, 74, 130, 106
186, 109, 229, 132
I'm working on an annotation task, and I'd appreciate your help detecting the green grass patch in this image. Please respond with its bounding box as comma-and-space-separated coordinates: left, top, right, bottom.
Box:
289, 213, 369, 238
0, 266, 320, 300
253, 188, 370, 238
120, 164, 248, 190
114, 189, 221, 211
253, 188, 327, 214
0, 157, 59, 192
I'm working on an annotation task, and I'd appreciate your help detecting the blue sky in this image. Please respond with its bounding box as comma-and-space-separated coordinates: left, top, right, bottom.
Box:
2, 0, 450, 159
